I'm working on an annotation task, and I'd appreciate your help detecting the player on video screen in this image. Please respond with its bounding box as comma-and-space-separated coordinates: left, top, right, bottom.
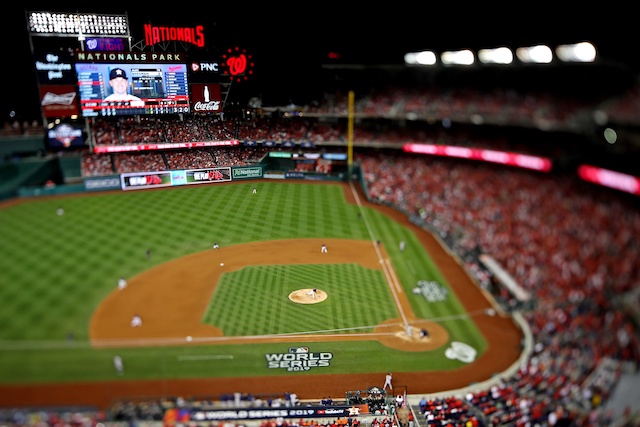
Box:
104, 68, 144, 106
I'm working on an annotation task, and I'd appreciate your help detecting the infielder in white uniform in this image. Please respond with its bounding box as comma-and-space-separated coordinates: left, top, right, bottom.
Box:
130, 314, 142, 327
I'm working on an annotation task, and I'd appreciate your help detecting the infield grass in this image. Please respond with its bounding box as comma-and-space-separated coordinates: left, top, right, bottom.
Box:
0, 181, 486, 384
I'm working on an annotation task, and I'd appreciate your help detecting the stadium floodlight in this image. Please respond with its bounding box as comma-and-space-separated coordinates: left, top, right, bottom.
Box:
555, 41, 596, 63
404, 52, 418, 65
404, 50, 437, 66
441, 49, 475, 65
477, 47, 513, 64
27, 11, 130, 37
515, 44, 553, 64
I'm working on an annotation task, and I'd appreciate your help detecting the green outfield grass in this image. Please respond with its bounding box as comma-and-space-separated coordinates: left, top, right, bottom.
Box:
0, 181, 486, 385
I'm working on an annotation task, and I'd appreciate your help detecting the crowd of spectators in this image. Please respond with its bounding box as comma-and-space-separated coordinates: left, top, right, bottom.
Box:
81, 146, 269, 176
358, 149, 640, 426
0, 119, 43, 137
90, 116, 235, 146
80, 112, 607, 179
304, 85, 598, 132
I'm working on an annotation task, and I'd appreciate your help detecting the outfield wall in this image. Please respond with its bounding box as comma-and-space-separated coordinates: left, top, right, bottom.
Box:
0, 157, 63, 200
0, 134, 46, 159
6, 154, 351, 200
10, 167, 347, 200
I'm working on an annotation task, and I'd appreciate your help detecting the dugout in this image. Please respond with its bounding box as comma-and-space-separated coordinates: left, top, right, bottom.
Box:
345, 386, 389, 414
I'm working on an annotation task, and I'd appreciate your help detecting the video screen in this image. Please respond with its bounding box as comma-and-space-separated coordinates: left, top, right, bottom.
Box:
75, 62, 190, 117
46, 123, 85, 149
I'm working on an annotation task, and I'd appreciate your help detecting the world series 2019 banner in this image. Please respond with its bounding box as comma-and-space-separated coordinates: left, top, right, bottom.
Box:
188, 404, 369, 421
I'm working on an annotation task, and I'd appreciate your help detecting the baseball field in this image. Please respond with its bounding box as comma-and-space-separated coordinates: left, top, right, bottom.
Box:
0, 180, 523, 409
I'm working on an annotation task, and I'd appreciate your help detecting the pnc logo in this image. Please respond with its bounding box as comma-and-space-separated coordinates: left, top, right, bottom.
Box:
191, 62, 219, 72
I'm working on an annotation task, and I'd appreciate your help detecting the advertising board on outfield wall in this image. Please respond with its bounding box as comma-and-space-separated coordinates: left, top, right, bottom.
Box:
232, 166, 263, 179
84, 167, 262, 193
84, 175, 121, 192
121, 167, 232, 190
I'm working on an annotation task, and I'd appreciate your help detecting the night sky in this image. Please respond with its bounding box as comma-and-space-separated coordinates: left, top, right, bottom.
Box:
2, 4, 636, 122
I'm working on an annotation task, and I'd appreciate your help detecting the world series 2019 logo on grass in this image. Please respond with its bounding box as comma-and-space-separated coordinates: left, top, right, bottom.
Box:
265, 347, 333, 371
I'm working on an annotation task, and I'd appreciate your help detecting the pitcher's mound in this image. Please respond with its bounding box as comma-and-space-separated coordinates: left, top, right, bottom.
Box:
289, 288, 327, 304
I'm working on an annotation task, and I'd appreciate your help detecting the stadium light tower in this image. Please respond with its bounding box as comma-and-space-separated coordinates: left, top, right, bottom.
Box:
25, 10, 132, 127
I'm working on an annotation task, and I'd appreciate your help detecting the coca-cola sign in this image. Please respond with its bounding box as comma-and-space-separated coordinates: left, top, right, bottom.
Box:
194, 100, 221, 112
190, 83, 222, 114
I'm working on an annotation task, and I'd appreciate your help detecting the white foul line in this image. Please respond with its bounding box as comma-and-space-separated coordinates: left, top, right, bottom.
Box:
349, 181, 409, 326
178, 355, 234, 361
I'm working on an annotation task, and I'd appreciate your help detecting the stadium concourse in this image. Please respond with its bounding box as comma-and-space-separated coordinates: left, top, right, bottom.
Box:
2, 72, 640, 426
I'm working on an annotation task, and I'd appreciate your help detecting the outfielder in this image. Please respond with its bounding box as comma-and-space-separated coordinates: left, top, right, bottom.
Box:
113, 355, 124, 375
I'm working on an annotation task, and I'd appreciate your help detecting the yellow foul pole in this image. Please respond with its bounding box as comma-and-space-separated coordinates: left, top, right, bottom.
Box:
347, 90, 354, 180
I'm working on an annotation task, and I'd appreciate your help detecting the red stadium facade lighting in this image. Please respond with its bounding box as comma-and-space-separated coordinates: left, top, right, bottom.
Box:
578, 165, 640, 195
403, 143, 553, 172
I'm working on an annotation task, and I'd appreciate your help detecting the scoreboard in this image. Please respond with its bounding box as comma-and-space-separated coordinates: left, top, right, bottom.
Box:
75, 61, 190, 117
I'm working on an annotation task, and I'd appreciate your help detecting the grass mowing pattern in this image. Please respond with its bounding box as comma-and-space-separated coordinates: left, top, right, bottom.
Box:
205, 264, 396, 336
0, 181, 485, 384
